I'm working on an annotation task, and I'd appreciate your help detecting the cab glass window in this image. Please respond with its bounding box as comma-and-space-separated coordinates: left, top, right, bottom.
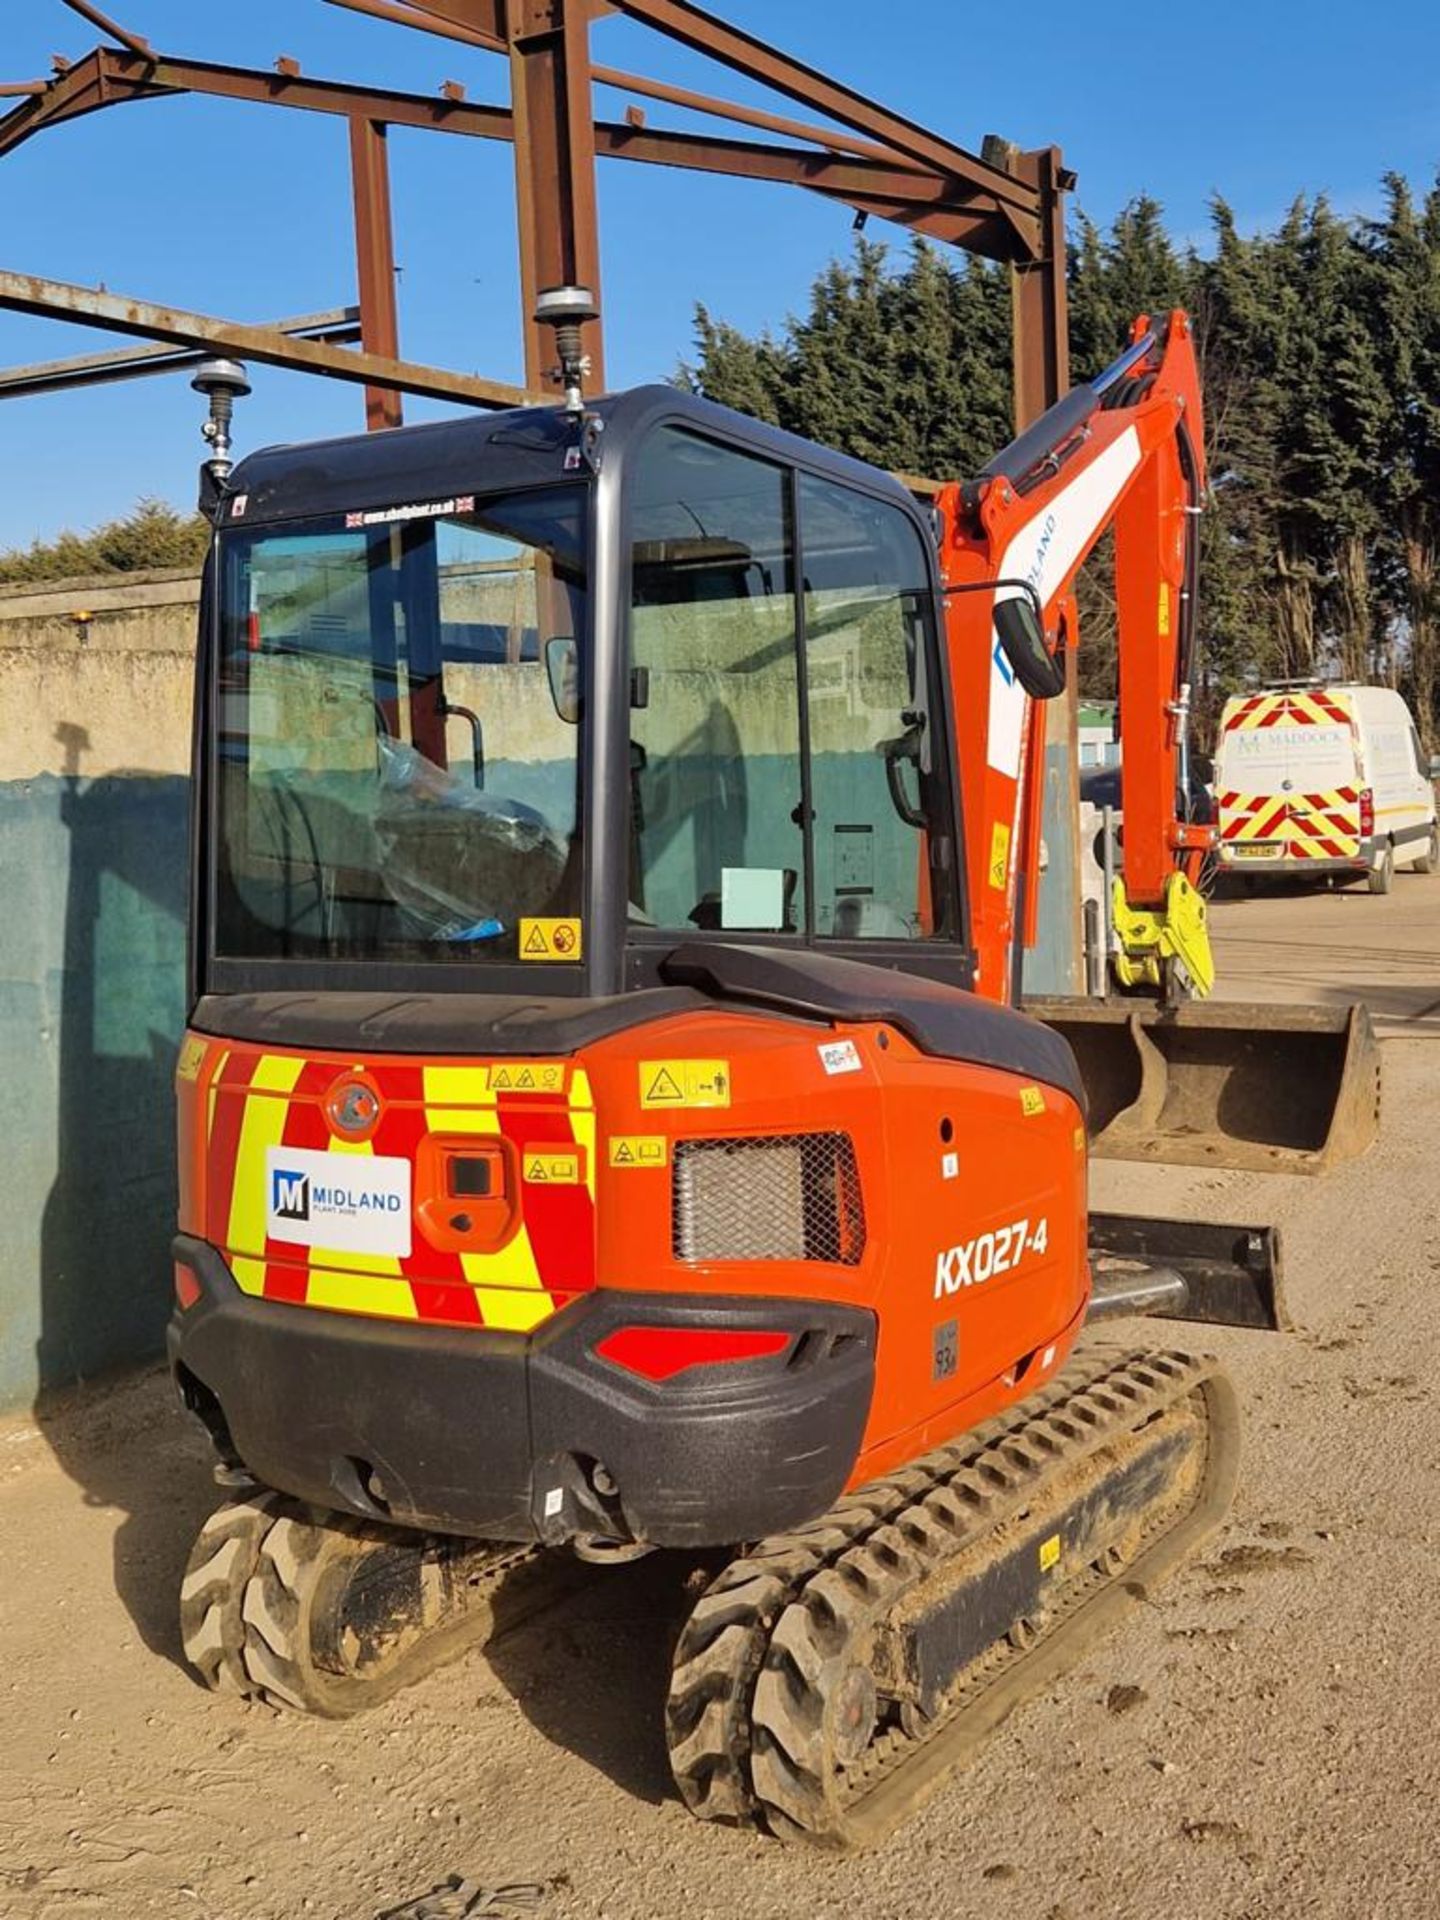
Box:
800, 474, 952, 941
627, 429, 805, 934
214, 490, 585, 964
624, 427, 958, 949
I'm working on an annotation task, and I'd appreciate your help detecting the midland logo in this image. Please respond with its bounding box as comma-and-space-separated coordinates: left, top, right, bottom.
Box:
1023, 511, 1058, 598
272, 1169, 402, 1220
264, 1145, 413, 1258
271, 1168, 310, 1222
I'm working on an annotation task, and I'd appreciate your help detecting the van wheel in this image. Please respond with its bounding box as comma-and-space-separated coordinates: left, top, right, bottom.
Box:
1369, 842, 1395, 895
1414, 827, 1440, 875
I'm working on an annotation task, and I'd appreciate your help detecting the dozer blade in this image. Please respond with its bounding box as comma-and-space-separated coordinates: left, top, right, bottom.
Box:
1026, 995, 1381, 1174
1088, 1211, 1289, 1332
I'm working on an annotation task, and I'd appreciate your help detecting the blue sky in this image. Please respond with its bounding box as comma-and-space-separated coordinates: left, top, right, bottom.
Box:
1, 0, 1437, 547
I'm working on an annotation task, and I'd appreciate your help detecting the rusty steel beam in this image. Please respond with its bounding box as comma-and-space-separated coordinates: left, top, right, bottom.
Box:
349, 118, 405, 428
0, 272, 541, 408
1005, 144, 1071, 426
416, 0, 1031, 213
0, 49, 1031, 258
589, 64, 907, 165
0, 48, 166, 157
333, 0, 911, 166
411, 0, 1040, 239
334, 0, 1035, 243
602, 0, 1039, 235
993, 139, 1078, 990
386, 0, 617, 40
324, 0, 506, 52
59, 0, 151, 56
508, 0, 605, 392
596, 117, 1022, 257
0, 49, 510, 160
0, 309, 362, 399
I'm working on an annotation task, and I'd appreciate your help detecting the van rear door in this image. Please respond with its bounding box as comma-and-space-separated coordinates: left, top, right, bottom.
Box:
1217, 690, 1361, 865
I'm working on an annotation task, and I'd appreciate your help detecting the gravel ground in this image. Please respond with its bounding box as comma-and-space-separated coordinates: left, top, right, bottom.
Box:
4, 879, 1438, 1919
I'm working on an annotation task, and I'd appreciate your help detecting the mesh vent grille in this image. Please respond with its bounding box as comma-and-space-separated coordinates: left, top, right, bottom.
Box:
672, 1133, 865, 1265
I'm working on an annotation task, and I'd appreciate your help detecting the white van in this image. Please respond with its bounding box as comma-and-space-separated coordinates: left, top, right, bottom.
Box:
1215, 682, 1437, 893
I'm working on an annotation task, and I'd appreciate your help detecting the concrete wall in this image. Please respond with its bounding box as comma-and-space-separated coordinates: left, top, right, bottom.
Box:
0, 568, 198, 1411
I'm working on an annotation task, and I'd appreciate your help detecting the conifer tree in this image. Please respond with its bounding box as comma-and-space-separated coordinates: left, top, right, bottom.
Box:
682, 179, 1440, 741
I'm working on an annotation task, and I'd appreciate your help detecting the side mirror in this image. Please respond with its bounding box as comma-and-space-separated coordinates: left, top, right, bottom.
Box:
544, 635, 581, 723
995, 591, 1065, 700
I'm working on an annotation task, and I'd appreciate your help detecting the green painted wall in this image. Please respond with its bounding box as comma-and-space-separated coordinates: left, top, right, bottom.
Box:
0, 773, 187, 1411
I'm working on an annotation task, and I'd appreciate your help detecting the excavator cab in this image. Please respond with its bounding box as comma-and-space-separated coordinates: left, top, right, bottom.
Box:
198, 390, 984, 1014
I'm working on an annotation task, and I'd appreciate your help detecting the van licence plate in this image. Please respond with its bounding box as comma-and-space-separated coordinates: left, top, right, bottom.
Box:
1231, 843, 1283, 860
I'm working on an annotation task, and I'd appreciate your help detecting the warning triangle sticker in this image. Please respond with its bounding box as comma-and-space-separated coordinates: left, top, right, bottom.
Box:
645, 1067, 684, 1102
491, 1067, 512, 1089
527, 1158, 547, 1181
614, 1142, 634, 1163
523, 924, 549, 955
516, 1068, 535, 1089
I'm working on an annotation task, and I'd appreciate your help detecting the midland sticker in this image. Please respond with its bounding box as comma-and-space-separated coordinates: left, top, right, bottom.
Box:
265, 1145, 412, 1257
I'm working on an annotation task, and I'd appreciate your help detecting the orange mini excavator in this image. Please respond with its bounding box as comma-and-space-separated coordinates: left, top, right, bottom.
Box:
172, 312, 1288, 1847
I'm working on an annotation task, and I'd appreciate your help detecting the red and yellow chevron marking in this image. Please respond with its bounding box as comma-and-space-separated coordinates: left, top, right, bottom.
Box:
1219, 786, 1361, 859
200, 1048, 596, 1333
1222, 689, 1353, 731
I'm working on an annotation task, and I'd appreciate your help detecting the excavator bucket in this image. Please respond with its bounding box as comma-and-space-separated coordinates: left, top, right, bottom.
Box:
1025, 996, 1381, 1174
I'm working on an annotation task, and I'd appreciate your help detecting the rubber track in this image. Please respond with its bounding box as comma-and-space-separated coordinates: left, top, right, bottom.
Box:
665, 1351, 1134, 1828
181, 1493, 539, 1718
667, 1345, 1236, 1846
180, 1491, 285, 1695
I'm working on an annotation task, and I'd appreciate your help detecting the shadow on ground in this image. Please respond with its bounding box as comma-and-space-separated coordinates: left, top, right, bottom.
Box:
483, 1550, 715, 1806
35, 1356, 714, 1811
34, 1367, 218, 1668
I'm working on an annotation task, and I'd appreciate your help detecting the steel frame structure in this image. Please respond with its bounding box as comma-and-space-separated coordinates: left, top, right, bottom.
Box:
0, 1, 1072, 429
1, 1, 1084, 985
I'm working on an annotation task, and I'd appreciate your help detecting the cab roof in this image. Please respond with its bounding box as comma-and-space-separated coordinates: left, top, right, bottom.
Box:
220, 385, 921, 530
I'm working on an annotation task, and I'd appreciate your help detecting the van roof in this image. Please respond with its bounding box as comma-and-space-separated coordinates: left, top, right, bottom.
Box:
1225, 682, 1397, 699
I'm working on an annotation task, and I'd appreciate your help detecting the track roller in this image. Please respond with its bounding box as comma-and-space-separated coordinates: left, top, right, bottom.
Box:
666, 1345, 1240, 1850
180, 1493, 541, 1718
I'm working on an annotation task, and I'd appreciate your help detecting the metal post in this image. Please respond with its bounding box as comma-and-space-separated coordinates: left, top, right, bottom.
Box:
1004, 143, 1084, 996
349, 116, 404, 429
1009, 146, 1069, 431
508, 0, 604, 395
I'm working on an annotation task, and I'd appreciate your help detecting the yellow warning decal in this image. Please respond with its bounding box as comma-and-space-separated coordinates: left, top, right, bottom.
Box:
1039, 1532, 1062, 1573
522, 1149, 583, 1185
176, 1035, 208, 1082
487, 1061, 566, 1094
1158, 580, 1172, 637
519, 917, 583, 961
1019, 1085, 1046, 1117
639, 1060, 731, 1109
988, 820, 1011, 891
609, 1135, 669, 1170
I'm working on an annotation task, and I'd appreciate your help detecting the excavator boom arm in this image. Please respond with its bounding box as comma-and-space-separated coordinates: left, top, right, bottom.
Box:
936, 311, 1210, 1002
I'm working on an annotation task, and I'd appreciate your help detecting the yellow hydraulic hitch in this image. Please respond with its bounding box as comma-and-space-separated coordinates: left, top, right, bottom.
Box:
1111, 870, 1215, 999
